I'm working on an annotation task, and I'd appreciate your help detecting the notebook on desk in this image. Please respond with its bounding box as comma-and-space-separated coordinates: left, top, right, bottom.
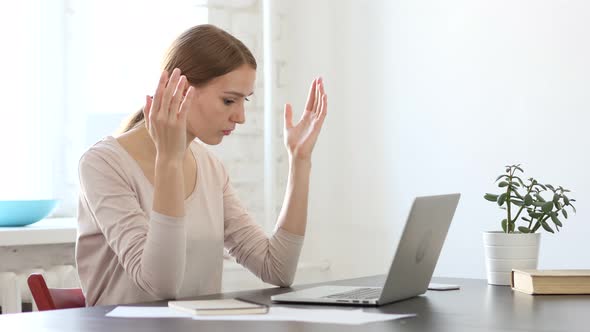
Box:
271, 193, 461, 306
168, 298, 268, 315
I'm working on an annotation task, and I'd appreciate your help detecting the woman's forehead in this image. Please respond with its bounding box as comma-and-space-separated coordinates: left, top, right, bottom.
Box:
209, 66, 256, 93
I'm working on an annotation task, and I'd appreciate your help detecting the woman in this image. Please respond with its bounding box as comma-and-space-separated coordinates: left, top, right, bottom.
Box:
76, 24, 327, 306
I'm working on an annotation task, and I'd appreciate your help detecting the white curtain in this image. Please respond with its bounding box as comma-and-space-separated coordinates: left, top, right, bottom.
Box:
0, 0, 207, 216
0, 0, 53, 200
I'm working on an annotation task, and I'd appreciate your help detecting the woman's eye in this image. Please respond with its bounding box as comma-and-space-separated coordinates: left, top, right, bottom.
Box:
245, 97, 250, 102
223, 99, 234, 105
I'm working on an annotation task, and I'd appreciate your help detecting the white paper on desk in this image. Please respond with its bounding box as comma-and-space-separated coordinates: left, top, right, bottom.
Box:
106, 306, 415, 325
193, 307, 415, 325
106, 306, 193, 318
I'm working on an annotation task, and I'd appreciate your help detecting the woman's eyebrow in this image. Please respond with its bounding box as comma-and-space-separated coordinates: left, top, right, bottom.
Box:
223, 91, 254, 97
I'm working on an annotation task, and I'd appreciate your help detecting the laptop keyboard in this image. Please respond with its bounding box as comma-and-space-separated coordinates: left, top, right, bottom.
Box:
323, 287, 381, 300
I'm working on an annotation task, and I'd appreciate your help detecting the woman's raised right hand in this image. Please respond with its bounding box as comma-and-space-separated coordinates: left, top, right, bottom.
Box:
143, 68, 194, 162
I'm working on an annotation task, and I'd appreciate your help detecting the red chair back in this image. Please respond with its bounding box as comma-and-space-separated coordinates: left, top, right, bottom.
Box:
27, 273, 86, 311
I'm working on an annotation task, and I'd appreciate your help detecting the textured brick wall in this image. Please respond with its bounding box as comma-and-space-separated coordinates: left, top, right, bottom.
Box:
208, 0, 265, 225
208, 0, 289, 229
269, 1, 291, 223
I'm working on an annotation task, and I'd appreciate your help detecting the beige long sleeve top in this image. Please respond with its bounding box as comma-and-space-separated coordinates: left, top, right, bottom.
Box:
76, 136, 304, 306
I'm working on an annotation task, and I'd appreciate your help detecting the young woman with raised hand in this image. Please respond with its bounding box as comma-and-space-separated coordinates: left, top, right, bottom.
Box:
76, 24, 327, 306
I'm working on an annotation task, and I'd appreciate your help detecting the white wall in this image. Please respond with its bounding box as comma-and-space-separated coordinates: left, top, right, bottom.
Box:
277, 0, 402, 280
279, 0, 590, 280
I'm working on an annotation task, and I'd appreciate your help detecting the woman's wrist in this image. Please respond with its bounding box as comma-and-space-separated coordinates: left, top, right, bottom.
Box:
289, 155, 312, 170
156, 154, 184, 168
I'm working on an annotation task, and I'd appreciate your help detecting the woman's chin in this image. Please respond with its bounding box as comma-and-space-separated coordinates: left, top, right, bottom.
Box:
199, 135, 224, 146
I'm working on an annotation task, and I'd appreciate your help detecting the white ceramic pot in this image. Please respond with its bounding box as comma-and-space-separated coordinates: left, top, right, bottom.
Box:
482, 231, 541, 285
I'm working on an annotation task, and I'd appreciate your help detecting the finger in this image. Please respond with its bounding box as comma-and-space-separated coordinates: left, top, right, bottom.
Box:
284, 103, 294, 129
311, 77, 321, 114
178, 86, 194, 122
161, 68, 181, 116
318, 78, 326, 115
151, 70, 169, 115
169, 75, 186, 120
317, 94, 328, 121
309, 95, 328, 142
143, 95, 153, 129
304, 78, 317, 112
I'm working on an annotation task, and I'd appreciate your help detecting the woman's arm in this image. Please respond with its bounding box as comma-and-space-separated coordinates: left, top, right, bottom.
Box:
275, 77, 328, 236
222, 77, 327, 287
223, 177, 304, 287
78, 151, 186, 299
148, 69, 194, 218
275, 159, 311, 235
78, 69, 195, 299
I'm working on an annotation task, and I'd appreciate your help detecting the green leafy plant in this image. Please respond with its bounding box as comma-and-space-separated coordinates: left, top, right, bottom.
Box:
484, 164, 576, 233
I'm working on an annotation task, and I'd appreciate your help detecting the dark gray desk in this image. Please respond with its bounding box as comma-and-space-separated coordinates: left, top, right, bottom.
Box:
1, 275, 589, 331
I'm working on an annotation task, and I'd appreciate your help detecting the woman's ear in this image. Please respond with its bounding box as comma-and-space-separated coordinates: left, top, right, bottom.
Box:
185, 85, 203, 101
183, 85, 191, 97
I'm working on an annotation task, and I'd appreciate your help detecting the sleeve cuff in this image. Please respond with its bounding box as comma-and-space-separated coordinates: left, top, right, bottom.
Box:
150, 211, 185, 226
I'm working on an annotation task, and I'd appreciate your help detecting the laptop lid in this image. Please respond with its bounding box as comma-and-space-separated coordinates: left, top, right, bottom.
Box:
270, 193, 460, 306
377, 193, 460, 304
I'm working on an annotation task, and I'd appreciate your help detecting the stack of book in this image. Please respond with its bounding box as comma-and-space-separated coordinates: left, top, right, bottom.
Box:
511, 269, 590, 295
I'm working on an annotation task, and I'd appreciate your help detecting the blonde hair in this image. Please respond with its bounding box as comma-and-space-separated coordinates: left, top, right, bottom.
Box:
120, 24, 257, 133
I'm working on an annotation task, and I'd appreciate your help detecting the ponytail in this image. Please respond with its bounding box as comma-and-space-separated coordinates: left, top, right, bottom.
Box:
118, 107, 145, 134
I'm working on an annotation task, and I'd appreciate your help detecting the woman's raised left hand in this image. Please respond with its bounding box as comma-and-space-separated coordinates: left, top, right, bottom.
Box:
283, 77, 328, 161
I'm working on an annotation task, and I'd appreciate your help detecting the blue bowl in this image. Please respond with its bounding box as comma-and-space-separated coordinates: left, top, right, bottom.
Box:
0, 200, 59, 227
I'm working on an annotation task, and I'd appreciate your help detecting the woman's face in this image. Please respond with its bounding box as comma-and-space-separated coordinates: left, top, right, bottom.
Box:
186, 64, 256, 145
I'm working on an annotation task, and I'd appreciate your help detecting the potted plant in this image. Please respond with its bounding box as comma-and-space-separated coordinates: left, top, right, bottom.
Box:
483, 164, 576, 285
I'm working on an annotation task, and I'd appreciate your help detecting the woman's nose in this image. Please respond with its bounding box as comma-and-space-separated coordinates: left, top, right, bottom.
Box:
231, 106, 246, 124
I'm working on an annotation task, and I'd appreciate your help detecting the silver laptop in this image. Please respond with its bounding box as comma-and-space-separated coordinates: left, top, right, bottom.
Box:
271, 193, 460, 306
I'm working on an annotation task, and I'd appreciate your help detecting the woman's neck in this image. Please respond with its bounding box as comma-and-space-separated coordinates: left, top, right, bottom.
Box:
117, 125, 195, 163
